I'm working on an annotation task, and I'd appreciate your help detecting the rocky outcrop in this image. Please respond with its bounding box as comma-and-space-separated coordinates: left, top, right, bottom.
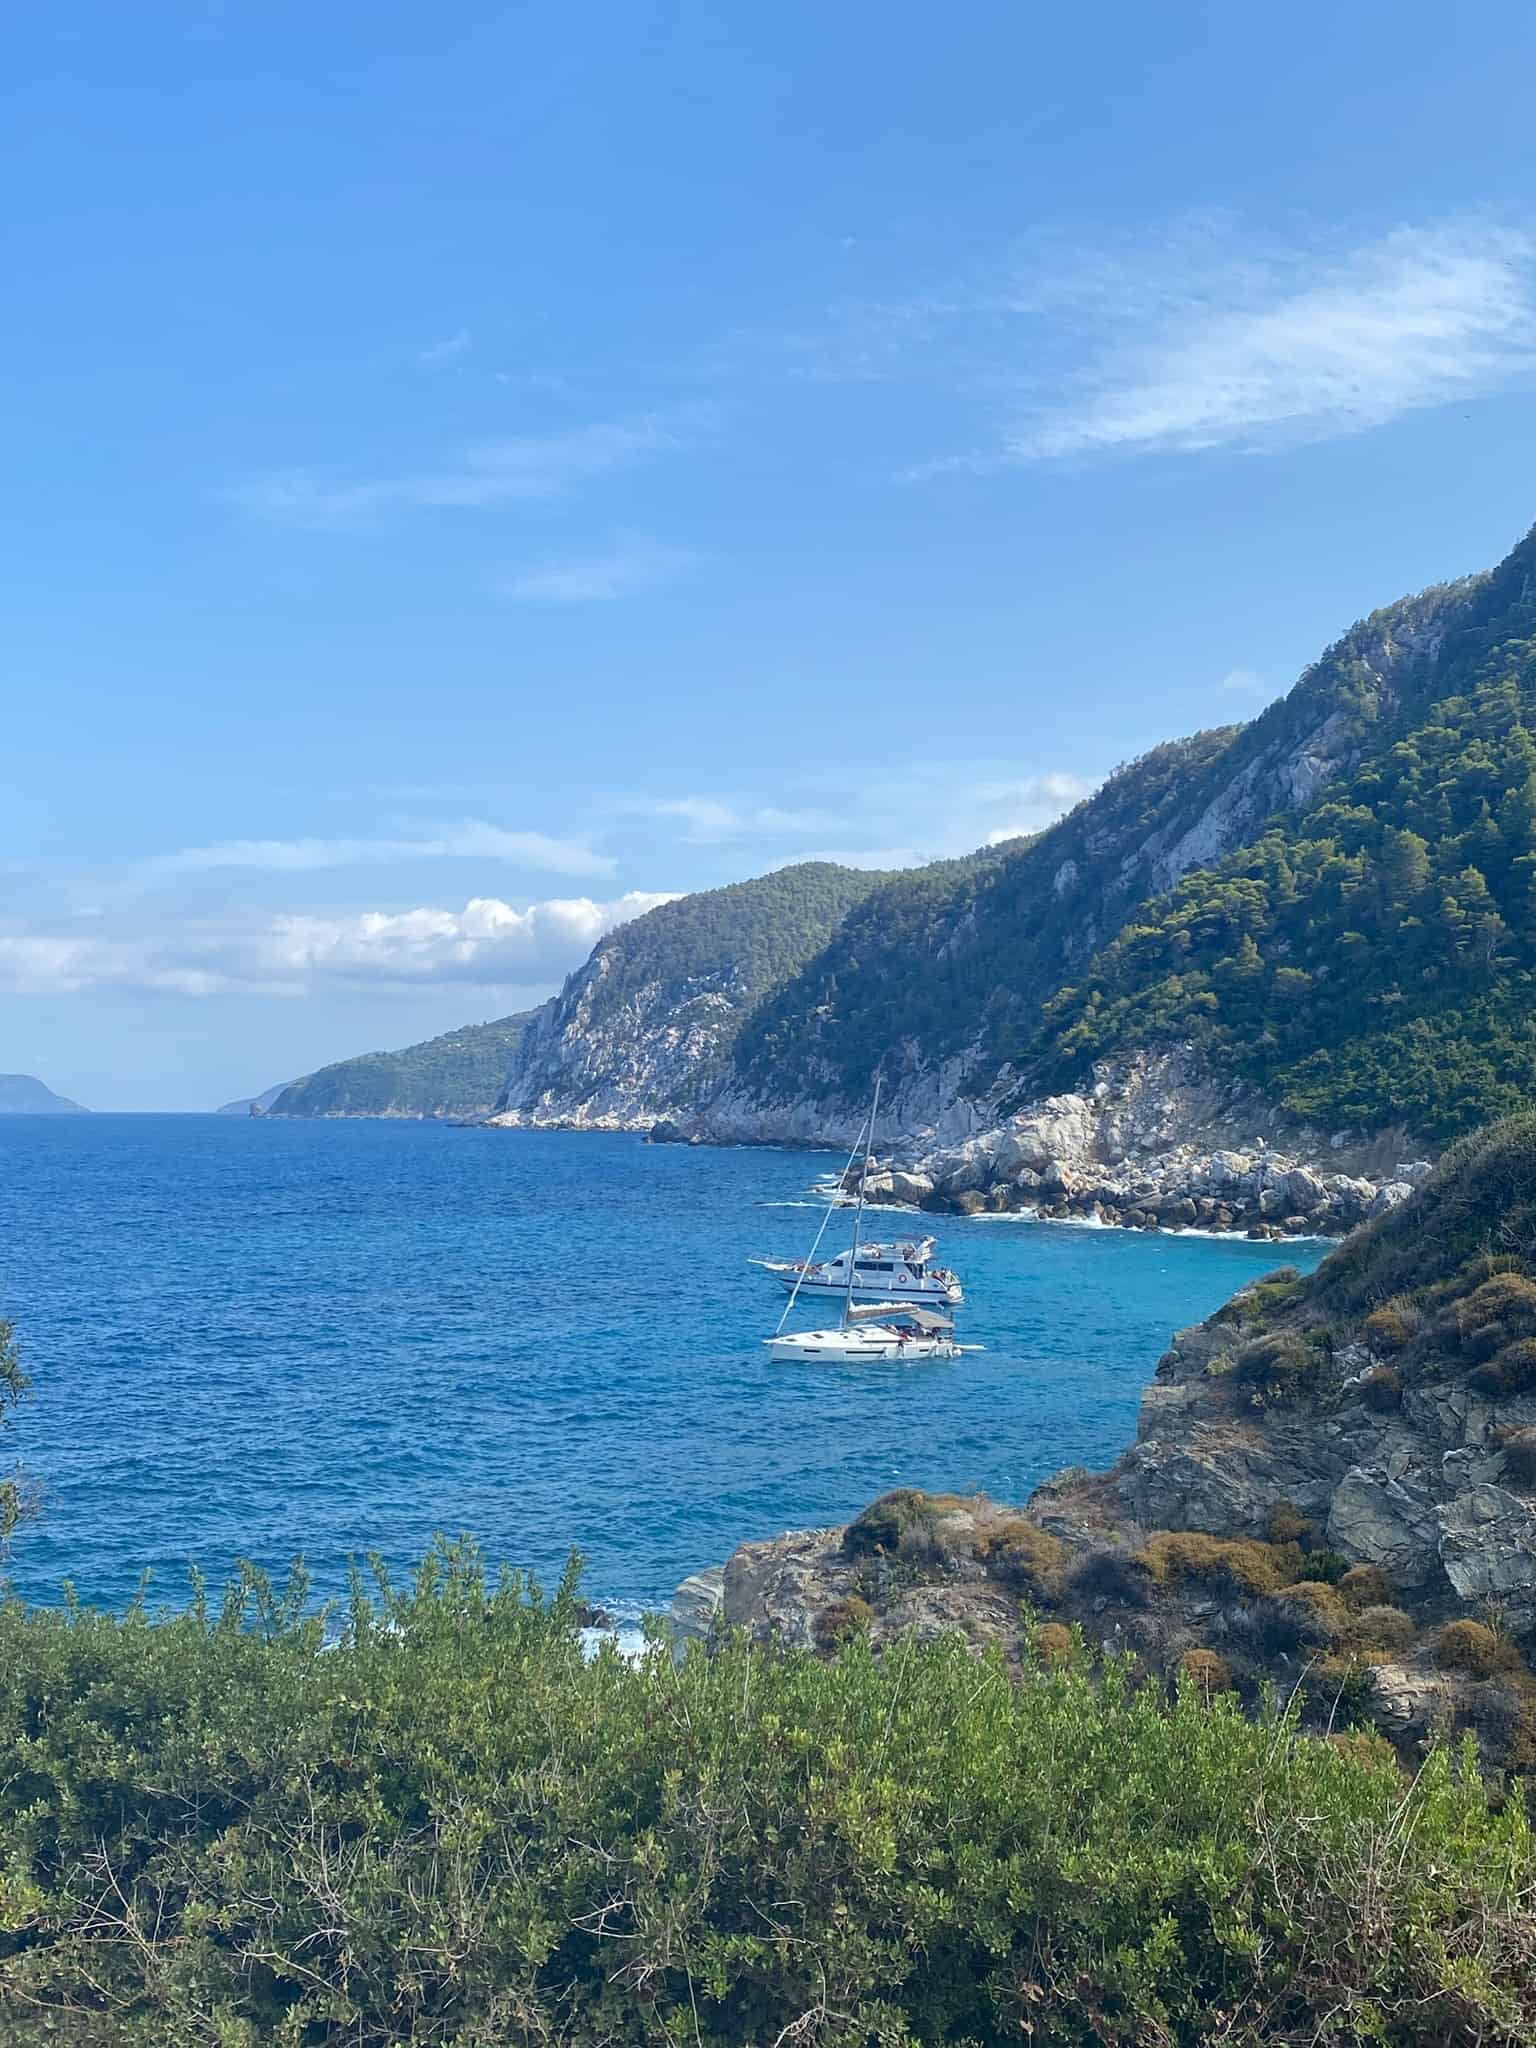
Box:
857, 1049, 1428, 1240
1120, 1314, 1536, 1621
675, 1131, 1536, 1771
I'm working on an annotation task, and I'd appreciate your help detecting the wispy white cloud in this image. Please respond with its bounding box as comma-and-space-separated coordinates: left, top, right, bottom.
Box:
982, 218, 1536, 465
418, 330, 472, 368
498, 535, 698, 604
640, 797, 837, 844
231, 405, 717, 529
149, 822, 614, 879
0, 891, 677, 998
732, 215, 1536, 470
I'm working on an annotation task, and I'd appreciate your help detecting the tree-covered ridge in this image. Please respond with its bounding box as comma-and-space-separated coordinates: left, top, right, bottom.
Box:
730, 728, 1269, 1099
582, 861, 883, 1017
1037, 534, 1536, 1139
729, 572, 1485, 1107
272, 1010, 540, 1119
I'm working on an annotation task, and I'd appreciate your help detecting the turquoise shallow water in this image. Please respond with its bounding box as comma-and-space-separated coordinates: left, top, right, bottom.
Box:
0, 1117, 1325, 1621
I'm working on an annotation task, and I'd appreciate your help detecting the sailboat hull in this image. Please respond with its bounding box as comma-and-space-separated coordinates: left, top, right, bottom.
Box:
765, 1329, 960, 1362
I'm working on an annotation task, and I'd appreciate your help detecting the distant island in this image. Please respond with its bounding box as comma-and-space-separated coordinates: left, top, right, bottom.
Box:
0, 1073, 88, 1115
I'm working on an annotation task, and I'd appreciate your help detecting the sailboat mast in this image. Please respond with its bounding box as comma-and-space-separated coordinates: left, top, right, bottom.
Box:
842, 1074, 880, 1329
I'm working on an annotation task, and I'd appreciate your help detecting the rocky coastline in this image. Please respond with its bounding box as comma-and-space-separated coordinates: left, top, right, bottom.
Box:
715, 1050, 1431, 1243
670, 1129, 1536, 1770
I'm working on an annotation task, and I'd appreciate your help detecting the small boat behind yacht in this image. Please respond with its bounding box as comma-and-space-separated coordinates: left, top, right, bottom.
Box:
765, 1303, 972, 1363
751, 1236, 963, 1305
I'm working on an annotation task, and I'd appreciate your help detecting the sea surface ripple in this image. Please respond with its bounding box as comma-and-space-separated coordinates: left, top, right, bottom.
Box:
0, 1117, 1324, 1622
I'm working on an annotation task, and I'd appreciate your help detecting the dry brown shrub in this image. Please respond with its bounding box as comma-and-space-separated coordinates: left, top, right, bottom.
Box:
1275, 1581, 1350, 1647
1362, 1300, 1417, 1351
1326, 1728, 1402, 1775
1178, 1648, 1233, 1695
1458, 1271, 1536, 1330
812, 1596, 875, 1646
1494, 1424, 1536, 1485
1434, 1619, 1513, 1678
976, 1517, 1067, 1599
1265, 1501, 1313, 1547
1134, 1531, 1292, 1597
1337, 1563, 1392, 1610
1031, 1621, 1074, 1668
1349, 1604, 1417, 1654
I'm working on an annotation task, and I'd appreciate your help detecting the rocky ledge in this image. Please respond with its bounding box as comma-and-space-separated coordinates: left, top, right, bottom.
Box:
863, 1050, 1431, 1241
674, 1121, 1536, 1773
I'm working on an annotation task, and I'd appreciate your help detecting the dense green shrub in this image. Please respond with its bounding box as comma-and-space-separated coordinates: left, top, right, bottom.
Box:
0, 1543, 1532, 2047
1232, 1331, 1320, 1400
841, 1487, 964, 1559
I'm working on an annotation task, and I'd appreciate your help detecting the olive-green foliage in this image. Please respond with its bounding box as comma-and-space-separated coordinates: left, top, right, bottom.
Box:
1232, 1329, 1322, 1401
0, 1318, 30, 1553
841, 1488, 957, 1560
1, 1543, 1533, 2047
270, 1011, 541, 1118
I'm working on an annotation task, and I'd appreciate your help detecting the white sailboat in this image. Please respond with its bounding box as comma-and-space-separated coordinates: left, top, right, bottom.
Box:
763, 1077, 979, 1365
767, 1301, 965, 1362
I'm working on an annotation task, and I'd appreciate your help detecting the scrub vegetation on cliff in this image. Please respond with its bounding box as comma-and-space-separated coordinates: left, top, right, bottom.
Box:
1, 1542, 1533, 2047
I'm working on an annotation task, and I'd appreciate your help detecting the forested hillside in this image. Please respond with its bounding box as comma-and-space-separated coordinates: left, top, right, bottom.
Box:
728, 574, 1481, 1117
272, 1011, 540, 1120
1034, 527, 1536, 1138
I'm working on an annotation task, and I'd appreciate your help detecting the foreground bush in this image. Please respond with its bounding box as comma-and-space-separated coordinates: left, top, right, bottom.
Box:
0, 1541, 1533, 2046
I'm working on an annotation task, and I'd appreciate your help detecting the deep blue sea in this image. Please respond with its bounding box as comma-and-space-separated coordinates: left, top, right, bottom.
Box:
0, 1117, 1326, 1625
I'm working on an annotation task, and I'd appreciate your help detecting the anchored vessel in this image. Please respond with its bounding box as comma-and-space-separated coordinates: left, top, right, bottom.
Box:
762, 1077, 978, 1365
765, 1301, 964, 1362
751, 1235, 962, 1306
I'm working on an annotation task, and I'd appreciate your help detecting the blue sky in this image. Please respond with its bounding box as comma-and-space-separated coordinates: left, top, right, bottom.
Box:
4, 1, 1536, 1109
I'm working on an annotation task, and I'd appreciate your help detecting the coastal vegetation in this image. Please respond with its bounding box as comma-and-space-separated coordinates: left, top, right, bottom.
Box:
269, 1011, 539, 1120
0, 1544, 1533, 2045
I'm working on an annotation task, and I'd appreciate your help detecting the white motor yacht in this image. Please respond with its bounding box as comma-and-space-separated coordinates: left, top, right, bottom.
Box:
751, 1236, 963, 1305
766, 1302, 971, 1363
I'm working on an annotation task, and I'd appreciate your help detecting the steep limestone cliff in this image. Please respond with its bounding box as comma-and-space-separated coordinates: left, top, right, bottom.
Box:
487, 863, 880, 1130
